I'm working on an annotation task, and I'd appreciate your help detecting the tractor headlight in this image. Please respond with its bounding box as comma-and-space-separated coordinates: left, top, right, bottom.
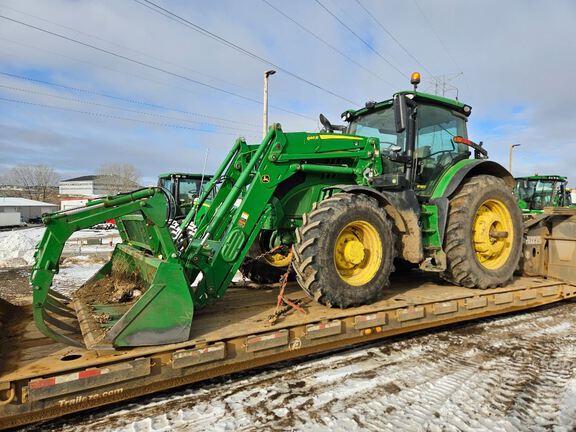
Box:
341, 110, 353, 122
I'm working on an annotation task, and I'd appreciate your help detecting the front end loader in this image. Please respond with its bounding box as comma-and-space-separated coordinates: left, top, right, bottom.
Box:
31, 73, 523, 349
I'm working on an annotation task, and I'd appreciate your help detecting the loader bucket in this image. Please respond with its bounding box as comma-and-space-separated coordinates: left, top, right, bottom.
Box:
30, 188, 197, 349
72, 244, 194, 349
34, 244, 194, 350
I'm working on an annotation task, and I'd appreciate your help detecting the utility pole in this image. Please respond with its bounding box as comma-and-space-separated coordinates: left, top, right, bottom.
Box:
509, 144, 521, 173
428, 72, 463, 100
263, 70, 276, 138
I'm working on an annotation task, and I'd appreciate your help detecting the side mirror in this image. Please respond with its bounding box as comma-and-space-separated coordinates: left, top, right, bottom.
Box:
319, 113, 334, 133
394, 94, 407, 133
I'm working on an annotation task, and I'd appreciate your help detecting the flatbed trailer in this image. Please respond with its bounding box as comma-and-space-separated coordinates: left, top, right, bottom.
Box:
1, 273, 575, 430
2, 210, 576, 430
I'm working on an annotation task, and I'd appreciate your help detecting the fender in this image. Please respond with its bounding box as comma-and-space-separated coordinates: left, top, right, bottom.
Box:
431, 159, 514, 200
323, 185, 423, 263
430, 159, 515, 245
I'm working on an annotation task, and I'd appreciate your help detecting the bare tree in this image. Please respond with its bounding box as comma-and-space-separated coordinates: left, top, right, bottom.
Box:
97, 163, 141, 195
3, 165, 60, 201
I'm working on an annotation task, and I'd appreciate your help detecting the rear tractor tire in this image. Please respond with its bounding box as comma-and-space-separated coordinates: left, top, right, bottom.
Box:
293, 193, 395, 308
442, 175, 522, 288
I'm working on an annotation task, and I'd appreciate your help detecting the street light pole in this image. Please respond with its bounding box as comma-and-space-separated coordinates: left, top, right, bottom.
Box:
263, 69, 276, 139
508, 144, 521, 173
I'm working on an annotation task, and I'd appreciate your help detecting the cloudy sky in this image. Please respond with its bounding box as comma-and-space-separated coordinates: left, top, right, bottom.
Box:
0, 0, 575, 185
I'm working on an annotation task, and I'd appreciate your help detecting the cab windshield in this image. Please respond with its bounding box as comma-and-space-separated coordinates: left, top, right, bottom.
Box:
514, 180, 560, 210
178, 178, 203, 202
348, 105, 405, 152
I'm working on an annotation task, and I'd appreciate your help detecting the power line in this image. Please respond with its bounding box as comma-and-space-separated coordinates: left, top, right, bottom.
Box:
353, 0, 434, 77
0, 37, 270, 127
0, 70, 260, 128
0, 35, 205, 99
0, 13, 315, 121
412, 0, 469, 91
261, 0, 395, 88
312, 0, 406, 79
0, 3, 257, 96
133, 0, 361, 106
0, 95, 260, 138
0, 83, 260, 133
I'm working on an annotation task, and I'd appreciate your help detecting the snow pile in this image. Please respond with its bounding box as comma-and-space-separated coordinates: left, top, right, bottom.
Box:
559, 379, 576, 429
0, 228, 43, 268
0, 228, 120, 268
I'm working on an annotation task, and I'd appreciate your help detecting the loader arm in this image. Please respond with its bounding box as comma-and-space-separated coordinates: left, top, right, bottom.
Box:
181, 125, 382, 307
31, 126, 382, 349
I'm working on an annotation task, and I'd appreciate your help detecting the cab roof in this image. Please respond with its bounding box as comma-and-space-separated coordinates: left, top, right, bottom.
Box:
347, 90, 470, 119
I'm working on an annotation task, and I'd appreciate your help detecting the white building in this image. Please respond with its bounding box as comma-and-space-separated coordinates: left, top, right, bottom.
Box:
0, 197, 59, 226
59, 175, 140, 198
60, 197, 90, 211
59, 175, 110, 197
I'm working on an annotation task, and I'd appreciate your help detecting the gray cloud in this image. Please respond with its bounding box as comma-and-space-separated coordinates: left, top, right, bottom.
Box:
0, 0, 574, 184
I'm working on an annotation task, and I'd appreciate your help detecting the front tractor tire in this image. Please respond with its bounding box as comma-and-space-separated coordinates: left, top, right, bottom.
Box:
442, 175, 522, 288
239, 233, 292, 284
293, 193, 395, 308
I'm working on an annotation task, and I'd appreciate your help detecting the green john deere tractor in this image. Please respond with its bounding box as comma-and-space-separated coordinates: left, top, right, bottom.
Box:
157, 172, 214, 217
31, 73, 523, 349
514, 175, 572, 217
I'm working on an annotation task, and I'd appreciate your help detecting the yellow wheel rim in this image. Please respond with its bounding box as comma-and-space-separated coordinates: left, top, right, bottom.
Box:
333, 220, 382, 286
264, 249, 293, 267
473, 199, 514, 270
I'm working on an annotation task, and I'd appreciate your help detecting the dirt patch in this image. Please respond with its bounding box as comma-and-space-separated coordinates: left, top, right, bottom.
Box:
0, 268, 32, 305
383, 382, 402, 394
73, 258, 146, 306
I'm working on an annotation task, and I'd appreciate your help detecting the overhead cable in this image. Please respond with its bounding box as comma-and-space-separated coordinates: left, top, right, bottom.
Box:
354, 0, 434, 77
133, 0, 361, 106
0, 14, 316, 121
0, 83, 260, 133
312, 0, 406, 78
0, 70, 260, 128
0, 95, 260, 138
262, 0, 395, 88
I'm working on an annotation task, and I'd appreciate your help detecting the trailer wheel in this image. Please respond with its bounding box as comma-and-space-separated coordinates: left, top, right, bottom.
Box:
442, 175, 522, 288
239, 233, 292, 284
293, 193, 395, 308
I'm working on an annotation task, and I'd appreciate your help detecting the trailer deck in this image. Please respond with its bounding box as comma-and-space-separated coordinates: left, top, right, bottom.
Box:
1, 273, 575, 430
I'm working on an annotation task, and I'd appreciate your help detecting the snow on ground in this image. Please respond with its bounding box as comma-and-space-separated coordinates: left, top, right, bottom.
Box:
0, 227, 119, 268
25, 300, 576, 432
51, 260, 107, 297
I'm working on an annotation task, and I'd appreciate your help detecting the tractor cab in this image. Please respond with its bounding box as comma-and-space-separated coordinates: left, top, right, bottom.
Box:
158, 172, 214, 217
340, 73, 482, 198
514, 175, 570, 214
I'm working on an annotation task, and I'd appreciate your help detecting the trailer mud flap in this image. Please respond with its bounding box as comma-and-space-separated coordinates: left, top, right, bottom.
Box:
27, 358, 150, 402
